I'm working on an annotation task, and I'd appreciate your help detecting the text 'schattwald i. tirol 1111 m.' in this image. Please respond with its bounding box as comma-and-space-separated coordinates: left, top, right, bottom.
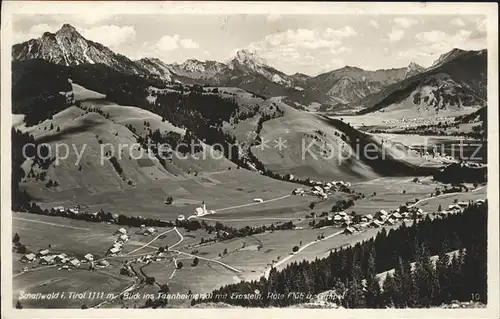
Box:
1, 2, 498, 318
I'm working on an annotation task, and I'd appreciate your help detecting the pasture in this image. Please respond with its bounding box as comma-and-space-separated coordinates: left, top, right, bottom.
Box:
13, 265, 132, 309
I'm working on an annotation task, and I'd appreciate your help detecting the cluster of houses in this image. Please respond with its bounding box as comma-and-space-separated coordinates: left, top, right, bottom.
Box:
342, 208, 424, 235
293, 180, 352, 199
107, 228, 131, 256
20, 249, 93, 270
437, 199, 485, 216
52, 206, 120, 222
341, 199, 485, 235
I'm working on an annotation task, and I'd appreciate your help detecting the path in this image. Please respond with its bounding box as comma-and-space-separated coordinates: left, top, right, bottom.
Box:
125, 228, 176, 256
263, 230, 344, 279
409, 185, 486, 208
215, 194, 292, 212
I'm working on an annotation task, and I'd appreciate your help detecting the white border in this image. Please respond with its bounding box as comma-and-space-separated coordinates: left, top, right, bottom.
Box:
1, 2, 499, 319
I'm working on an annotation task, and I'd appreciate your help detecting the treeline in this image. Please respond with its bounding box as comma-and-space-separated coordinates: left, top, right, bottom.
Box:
193, 202, 487, 308
177, 219, 295, 242
12, 60, 73, 126
20, 202, 296, 242
434, 163, 487, 184
11, 128, 55, 210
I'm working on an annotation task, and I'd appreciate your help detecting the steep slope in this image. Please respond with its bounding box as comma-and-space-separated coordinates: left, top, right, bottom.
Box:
357, 49, 486, 115
429, 48, 467, 69
247, 98, 442, 182
134, 57, 174, 81
307, 64, 424, 105
12, 24, 148, 76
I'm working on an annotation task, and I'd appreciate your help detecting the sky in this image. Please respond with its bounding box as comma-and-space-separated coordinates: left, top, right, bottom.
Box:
13, 14, 487, 76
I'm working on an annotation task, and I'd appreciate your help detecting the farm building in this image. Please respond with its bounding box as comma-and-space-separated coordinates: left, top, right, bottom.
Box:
53, 206, 65, 212
333, 215, 342, 222
343, 227, 356, 235
341, 221, 352, 228
143, 227, 156, 236
21, 253, 36, 263
292, 188, 304, 195
177, 215, 186, 221
84, 253, 94, 262
337, 211, 347, 217
112, 213, 119, 220
376, 210, 389, 218
369, 220, 383, 228
116, 228, 127, 235
448, 204, 461, 210
39, 255, 55, 265
97, 260, 110, 267
37, 249, 50, 257
391, 212, 402, 219
365, 214, 374, 220
68, 208, 79, 214
108, 247, 121, 256
69, 259, 81, 268
118, 234, 129, 243
253, 198, 264, 203
384, 218, 396, 226
112, 243, 123, 250
457, 201, 469, 207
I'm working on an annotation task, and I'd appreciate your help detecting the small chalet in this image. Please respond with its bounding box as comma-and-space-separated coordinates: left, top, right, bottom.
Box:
343, 227, 356, 235
21, 253, 36, 263
39, 255, 55, 265
37, 249, 50, 257
116, 228, 127, 235
69, 259, 81, 268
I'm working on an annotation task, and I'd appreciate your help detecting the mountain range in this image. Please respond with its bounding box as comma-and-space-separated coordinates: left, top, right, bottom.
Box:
12, 23, 487, 114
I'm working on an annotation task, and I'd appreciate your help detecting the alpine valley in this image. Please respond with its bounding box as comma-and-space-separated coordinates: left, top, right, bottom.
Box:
11, 22, 488, 310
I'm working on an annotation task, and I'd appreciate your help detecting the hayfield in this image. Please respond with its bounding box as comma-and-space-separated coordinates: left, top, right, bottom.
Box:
13, 266, 132, 309
12, 213, 122, 260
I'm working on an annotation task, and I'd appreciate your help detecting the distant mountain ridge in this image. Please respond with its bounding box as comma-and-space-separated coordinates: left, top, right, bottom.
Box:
357, 49, 487, 115
13, 24, 482, 112
306, 63, 426, 105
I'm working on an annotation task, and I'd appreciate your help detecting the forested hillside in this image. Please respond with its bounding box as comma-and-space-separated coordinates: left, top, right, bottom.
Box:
194, 202, 487, 308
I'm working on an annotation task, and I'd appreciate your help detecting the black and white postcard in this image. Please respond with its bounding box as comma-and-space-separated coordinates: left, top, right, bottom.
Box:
1, 2, 498, 318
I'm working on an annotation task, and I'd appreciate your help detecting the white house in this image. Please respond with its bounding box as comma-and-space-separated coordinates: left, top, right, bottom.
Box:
370, 220, 383, 228
69, 259, 81, 268
116, 228, 127, 235
195, 207, 205, 216
391, 212, 402, 219
84, 253, 94, 262
144, 227, 156, 236
21, 253, 36, 263
108, 247, 120, 256
118, 234, 129, 243
343, 227, 356, 235
39, 255, 55, 265
333, 215, 342, 222
377, 209, 389, 217
37, 249, 50, 257
384, 218, 396, 226
457, 201, 469, 207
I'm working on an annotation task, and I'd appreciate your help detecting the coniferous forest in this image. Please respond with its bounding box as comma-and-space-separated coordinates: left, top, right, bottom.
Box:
193, 203, 487, 308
